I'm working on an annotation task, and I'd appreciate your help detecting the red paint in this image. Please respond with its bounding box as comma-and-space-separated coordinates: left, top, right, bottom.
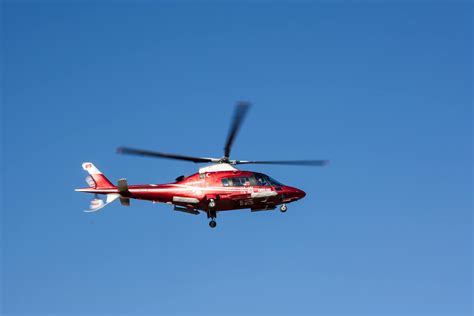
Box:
76, 169, 305, 212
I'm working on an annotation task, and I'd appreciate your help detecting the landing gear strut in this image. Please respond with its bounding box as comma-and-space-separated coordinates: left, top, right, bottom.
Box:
280, 204, 287, 213
207, 200, 217, 228
208, 198, 216, 209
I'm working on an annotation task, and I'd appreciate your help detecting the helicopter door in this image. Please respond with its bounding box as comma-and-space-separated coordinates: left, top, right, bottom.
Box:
252, 173, 277, 205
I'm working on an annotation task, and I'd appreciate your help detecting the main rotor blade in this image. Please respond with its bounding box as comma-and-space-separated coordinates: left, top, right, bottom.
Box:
234, 159, 330, 166
117, 147, 219, 164
224, 102, 251, 159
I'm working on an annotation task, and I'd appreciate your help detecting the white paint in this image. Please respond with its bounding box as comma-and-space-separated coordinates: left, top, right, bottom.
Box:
106, 193, 120, 203
198, 163, 238, 174
172, 196, 200, 204
85, 175, 95, 188
82, 162, 102, 175
251, 191, 278, 198
84, 194, 120, 212
76, 184, 267, 194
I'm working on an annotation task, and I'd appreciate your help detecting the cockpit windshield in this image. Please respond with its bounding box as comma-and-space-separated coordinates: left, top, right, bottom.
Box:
254, 173, 284, 186
221, 173, 284, 187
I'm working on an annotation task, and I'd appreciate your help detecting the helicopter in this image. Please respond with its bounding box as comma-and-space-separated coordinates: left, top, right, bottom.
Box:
75, 102, 329, 228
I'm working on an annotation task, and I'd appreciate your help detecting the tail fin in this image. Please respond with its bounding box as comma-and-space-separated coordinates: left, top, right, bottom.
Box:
82, 162, 115, 188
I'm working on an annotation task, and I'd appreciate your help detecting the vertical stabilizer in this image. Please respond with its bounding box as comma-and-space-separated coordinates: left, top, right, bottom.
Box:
82, 162, 115, 188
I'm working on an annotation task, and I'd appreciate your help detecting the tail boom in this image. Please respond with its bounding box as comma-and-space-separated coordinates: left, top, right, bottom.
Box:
75, 187, 118, 194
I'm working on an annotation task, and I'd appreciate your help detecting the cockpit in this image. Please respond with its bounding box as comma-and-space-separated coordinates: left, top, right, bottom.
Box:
221, 173, 284, 187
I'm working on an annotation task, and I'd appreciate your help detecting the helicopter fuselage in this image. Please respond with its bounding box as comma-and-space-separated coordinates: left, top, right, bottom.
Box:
77, 167, 305, 213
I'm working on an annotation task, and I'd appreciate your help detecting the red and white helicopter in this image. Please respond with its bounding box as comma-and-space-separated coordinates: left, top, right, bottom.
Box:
76, 102, 328, 228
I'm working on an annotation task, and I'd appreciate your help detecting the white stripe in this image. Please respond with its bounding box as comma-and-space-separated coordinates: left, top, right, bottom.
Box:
83, 184, 275, 195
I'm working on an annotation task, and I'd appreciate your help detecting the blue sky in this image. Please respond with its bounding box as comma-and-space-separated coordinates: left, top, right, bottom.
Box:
2, 2, 472, 315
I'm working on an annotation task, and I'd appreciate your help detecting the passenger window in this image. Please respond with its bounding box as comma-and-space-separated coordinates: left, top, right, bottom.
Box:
248, 175, 258, 186
222, 177, 254, 187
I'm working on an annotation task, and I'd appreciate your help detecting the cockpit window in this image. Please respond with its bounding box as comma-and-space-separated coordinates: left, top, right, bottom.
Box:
255, 173, 270, 186
254, 173, 284, 186
268, 176, 284, 186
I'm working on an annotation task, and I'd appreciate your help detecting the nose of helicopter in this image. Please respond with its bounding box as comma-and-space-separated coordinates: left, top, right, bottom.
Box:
296, 188, 306, 199
286, 186, 306, 200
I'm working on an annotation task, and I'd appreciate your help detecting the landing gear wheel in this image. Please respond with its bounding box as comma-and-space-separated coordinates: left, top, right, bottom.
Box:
280, 204, 287, 213
208, 199, 216, 209
209, 220, 217, 228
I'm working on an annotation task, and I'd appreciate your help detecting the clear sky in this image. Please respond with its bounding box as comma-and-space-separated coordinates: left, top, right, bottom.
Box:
1, 2, 472, 315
